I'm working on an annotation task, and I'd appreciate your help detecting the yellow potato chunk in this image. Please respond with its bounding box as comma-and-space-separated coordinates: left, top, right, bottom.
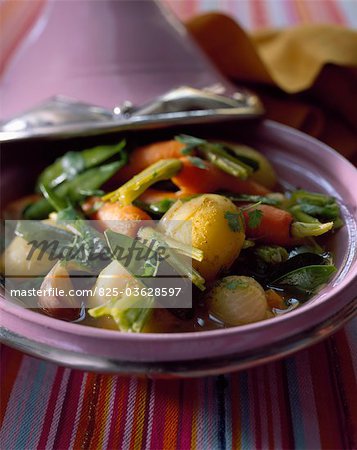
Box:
160, 194, 245, 280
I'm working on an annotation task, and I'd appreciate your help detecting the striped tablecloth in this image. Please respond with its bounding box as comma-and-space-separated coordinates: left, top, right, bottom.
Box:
1, 1, 356, 449
1, 319, 356, 449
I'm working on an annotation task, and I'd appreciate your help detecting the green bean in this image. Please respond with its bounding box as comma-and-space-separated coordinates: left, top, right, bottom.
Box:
24, 161, 123, 219
291, 221, 334, 238
37, 140, 126, 189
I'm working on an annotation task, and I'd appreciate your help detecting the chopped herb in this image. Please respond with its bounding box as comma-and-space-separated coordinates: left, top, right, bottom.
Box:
225, 279, 248, 290
175, 134, 206, 155
224, 211, 242, 232
247, 209, 263, 229
187, 156, 208, 170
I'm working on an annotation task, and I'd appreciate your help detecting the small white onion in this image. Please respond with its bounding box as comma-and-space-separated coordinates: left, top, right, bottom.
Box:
207, 276, 268, 325
88, 260, 135, 308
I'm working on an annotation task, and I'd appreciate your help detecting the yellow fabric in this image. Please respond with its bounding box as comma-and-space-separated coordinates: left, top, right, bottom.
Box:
187, 14, 357, 162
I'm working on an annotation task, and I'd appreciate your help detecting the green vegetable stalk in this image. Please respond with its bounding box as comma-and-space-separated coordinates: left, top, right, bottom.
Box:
88, 230, 162, 332
175, 134, 255, 179
288, 189, 343, 229
289, 205, 334, 237
89, 294, 155, 333
137, 226, 204, 262
291, 221, 334, 238
137, 226, 205, 291
102, 159, 182, 205
223, 193, 283, 206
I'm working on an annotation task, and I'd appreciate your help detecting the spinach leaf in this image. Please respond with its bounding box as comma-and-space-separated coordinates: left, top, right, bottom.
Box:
269, 253, 327, 282
269, 265, 336, 294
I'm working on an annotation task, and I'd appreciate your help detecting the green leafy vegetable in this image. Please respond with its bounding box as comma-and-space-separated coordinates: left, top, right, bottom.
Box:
270, 265, 336, 294
89, 295, 155, 333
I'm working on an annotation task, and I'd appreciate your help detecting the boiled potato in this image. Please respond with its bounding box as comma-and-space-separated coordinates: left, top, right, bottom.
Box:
207, 275, 268, 325
159, 194, 245, 280
219, 141, 277, 189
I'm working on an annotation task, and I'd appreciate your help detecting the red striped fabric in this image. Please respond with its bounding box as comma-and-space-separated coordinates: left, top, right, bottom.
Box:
1, 320, 356, 449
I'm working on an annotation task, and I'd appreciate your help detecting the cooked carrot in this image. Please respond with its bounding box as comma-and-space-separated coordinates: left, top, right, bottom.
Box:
243, 204, 295, 246
118, 140, 186, 182
172, 157, 270, 195
90, 202, 152, 237
265, 289, 286, 309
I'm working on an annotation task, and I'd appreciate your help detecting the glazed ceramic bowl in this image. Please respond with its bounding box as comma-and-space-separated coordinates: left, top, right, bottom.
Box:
1, 120, 356, 376
0, 121, 357, 376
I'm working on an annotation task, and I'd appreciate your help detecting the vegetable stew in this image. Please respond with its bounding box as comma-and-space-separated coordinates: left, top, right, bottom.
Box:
1, 135, 343, 333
